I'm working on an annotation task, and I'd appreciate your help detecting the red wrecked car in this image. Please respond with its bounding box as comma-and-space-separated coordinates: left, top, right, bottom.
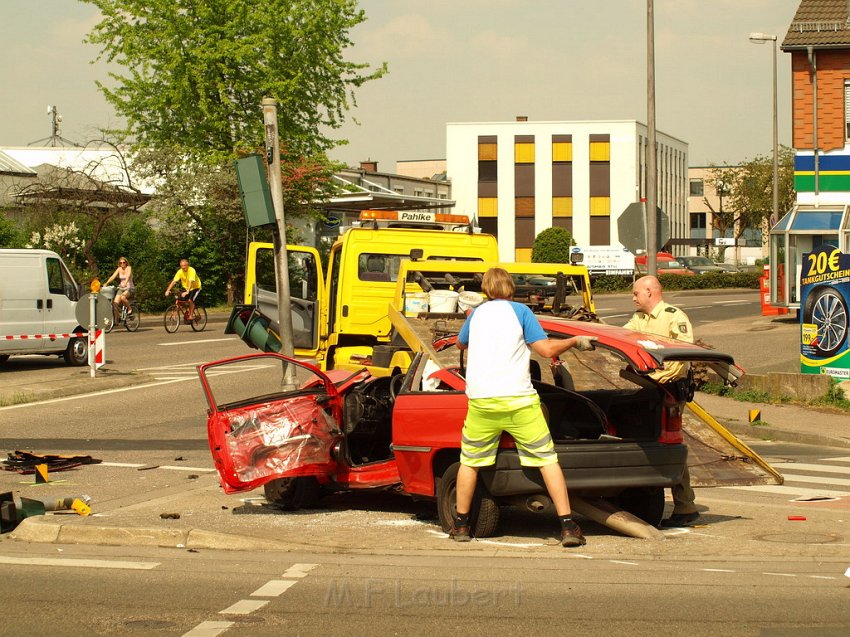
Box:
198, 319, 742, 537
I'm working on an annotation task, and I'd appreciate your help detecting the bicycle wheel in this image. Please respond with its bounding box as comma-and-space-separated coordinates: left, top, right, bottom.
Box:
105, 305, 118, 334
190, 306, 208, 332
164, 305, 180, 333
125, 303, 141, 332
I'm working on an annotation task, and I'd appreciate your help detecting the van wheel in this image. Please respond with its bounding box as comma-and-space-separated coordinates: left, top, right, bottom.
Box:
436, 462, 500, 538
617, 486, 665, 527
63, 338, 88, 366
263, 477, 322, 511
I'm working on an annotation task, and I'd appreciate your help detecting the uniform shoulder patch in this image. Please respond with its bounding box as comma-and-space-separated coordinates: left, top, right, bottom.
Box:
664, 306, 679, 313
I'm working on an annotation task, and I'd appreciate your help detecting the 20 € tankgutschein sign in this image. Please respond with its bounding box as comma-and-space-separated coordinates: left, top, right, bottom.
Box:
800, 247, 850, 379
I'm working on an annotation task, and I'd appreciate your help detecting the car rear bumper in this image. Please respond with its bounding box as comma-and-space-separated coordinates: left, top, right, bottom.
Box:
478, 442, 687, 497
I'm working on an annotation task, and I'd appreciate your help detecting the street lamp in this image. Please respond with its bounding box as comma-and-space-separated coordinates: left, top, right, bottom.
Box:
749, 32, 779, 251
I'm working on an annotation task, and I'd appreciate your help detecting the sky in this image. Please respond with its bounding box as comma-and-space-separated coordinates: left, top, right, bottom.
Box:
1, 0, 800, 170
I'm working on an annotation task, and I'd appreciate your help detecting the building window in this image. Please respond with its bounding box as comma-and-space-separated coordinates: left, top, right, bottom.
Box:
689, 178, 704, 196
690, 212, 707, 239
414, 189, 424, 197
393, 187, 405, 194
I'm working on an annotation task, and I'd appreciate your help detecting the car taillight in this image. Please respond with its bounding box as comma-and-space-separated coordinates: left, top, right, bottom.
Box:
659, 401, 684, 444
665, 402, 684, 429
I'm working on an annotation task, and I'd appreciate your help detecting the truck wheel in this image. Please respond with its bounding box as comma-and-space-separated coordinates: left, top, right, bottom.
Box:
617, 486, 665, 527
63, 337, 88, 366
436, 462, 500, 538
803, 285, 848, 357
263, 477, 322, 511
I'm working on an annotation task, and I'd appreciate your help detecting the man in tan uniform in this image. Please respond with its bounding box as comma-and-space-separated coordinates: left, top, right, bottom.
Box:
624, 275, 699, 527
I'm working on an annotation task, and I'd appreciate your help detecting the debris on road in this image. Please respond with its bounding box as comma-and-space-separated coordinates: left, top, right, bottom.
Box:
160, 512, 181, 520
1, 450, 102, 474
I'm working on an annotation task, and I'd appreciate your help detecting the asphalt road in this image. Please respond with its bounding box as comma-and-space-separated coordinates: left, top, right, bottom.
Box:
1, 301, 849, 635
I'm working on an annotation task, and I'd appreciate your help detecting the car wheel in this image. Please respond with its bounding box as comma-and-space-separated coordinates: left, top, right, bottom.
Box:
63, 337, 88, 366
436, 462, 500, 538
617, 486, 665, 527
803, 286, 848, 357
263, 476, 322, 511
0, 354, 9, 364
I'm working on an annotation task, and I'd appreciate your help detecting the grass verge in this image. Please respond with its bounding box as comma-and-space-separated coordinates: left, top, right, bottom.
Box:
700, 380, 850, 412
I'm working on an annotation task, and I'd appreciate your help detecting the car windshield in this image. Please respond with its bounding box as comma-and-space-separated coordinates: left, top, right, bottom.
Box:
686, 257, 714, 266
658, 261, 683, 269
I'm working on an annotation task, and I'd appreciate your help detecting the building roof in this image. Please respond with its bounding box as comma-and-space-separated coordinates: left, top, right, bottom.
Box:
782, 0, 850, 49
0, 150, 37, 177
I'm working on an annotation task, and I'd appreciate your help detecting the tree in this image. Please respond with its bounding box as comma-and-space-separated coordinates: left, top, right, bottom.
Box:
532, 227, 575, 263
11, 142, 149, 276
83, 0, 386, 159
704, 146, 795, 254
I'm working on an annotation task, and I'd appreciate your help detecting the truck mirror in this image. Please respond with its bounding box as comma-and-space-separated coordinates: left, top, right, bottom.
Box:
409, 249, 424, 261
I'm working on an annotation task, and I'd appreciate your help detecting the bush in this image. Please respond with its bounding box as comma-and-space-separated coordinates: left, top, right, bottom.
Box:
532, 227, 574, 263
590, 272, 761, 293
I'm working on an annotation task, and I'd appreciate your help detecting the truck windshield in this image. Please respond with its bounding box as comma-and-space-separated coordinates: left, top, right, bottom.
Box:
358, 254, 485, 283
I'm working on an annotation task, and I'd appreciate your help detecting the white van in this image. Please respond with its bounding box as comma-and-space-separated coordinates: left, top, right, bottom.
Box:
0, 249, 87, 365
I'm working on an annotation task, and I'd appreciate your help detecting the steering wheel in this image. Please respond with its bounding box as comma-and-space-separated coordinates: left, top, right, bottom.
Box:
389, 373, 405, 401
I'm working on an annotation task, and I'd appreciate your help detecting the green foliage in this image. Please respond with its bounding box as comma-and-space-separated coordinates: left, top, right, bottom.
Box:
590, 272, 761, 293
812, 381, 850, 410
0, 213, 24, 248
532, 227, 574, 263
83, 0, 386, 158
704, 146, 795, 244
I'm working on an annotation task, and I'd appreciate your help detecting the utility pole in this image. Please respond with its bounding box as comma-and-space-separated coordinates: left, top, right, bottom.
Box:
646, 0, 658, 276
262, 97, 297, 388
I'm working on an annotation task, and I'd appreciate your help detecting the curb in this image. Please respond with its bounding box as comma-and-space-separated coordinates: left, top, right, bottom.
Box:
8, 517, 300, 552
721, 419, 850, 449
0, 371, 155, 408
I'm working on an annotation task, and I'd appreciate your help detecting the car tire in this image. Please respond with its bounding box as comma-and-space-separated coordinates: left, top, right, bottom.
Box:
617, 486, 665, 527
436, 462, 500, 538
803, 285, 848, 357
63, 337, 88, 366
0, 354, 9, 365
263, 476, 323, 511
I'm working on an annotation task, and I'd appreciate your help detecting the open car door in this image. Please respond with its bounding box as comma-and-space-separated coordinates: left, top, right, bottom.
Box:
198, 353, 343, 494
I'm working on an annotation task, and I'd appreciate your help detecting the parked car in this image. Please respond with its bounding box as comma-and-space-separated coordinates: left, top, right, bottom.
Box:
634, 252, 694, 276
677, 256, 727, 275
713, 262, 740, 274
199, 319, 742, 537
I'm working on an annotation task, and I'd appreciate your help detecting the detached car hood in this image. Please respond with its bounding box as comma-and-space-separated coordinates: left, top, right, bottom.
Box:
538, 319, 744, 384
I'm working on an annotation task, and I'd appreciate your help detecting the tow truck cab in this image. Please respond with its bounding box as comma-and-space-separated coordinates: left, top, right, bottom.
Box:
231, 210, 499, 374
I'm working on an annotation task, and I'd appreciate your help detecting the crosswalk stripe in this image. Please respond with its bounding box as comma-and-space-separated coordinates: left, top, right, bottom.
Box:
782, 473, 850, 487
721, 484, 849, 498
771, 462, 850, 476
823, 456, 850, 463
0, 556, 159, 570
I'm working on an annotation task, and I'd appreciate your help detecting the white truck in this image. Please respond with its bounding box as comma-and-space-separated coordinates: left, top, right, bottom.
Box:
0, 249, 88, 365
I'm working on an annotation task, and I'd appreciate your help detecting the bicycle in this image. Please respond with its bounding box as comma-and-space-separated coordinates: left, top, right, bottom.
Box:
164, 289, 207, 333
101, 286, 141, 333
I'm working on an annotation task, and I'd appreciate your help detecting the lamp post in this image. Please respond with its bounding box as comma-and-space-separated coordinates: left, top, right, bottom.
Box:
749, 32, 779, 251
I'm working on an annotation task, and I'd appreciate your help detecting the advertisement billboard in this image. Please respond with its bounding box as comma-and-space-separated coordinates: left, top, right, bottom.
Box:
572, 245, 635, 275
799, 246, 850, 379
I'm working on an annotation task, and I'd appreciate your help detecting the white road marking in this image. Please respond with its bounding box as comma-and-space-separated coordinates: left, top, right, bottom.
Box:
219, 599, 269, 615
137, 361, 206, 371
810, 575, 837, 580
0, 556, 158, 570
609, 560, 639, 566
771, 462, 850, 476
720, 484, 849, 498
0, 378, 187, 411
824, 456, 850, 463
600, 313, 631, 319
251, 580, 298, 597
702, 568, 736, 573
282, 563, 319, 578
763, 572, 797, 577
159, 338, 237, 346
182, 621, 234, 637
782, 473, 850, 487
686, 305, 712, 309
715, 300, 752, 305
99, 462, 214, 473
474, 539, 545, 548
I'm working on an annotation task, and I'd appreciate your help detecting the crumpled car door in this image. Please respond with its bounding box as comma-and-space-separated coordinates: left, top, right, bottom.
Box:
198, 352, 343, 494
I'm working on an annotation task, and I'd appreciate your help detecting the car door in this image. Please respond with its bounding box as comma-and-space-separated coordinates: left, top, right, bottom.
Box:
198, 352, 344, 494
